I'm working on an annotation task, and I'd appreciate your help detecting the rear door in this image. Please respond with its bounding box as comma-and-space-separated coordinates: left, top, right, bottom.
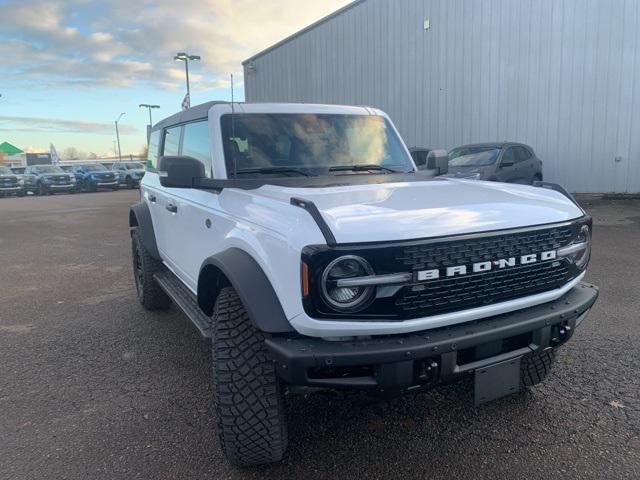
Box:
514, 146, 535, 184
149, 125, 182, 261
160, 120, 213, 289
496, 147, 519, 183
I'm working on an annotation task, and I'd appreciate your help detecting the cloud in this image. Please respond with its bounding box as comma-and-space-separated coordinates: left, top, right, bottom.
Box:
0, 0, 352, 91
0, 116, 139, 135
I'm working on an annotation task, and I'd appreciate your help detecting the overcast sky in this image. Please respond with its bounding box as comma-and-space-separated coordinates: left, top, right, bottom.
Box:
0, 0, 352, 156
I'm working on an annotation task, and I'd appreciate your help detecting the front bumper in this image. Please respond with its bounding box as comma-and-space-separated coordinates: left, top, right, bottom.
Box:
266, 282, 598, 391
47, 184, 75, 191
0, 186, 22, 193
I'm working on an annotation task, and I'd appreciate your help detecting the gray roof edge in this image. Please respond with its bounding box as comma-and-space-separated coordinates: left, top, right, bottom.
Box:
242, 0, 367, 65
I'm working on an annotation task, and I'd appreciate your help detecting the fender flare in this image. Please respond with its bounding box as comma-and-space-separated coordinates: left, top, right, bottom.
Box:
198, 248, 294, 334
129, 201, 160, 260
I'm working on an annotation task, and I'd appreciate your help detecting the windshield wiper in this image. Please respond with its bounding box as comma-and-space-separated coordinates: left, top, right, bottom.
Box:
329, 164, 404, 174
235, 167, 314, 177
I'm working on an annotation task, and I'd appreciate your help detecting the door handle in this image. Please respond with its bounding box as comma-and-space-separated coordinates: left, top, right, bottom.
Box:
149, 194, 157, 203
166, 203, 178, 213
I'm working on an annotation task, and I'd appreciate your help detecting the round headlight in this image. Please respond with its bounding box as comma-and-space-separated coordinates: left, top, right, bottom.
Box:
321, 256, 375, 312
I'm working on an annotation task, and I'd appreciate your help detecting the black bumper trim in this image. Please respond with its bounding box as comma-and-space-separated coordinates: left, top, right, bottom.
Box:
266, 282, 599, 389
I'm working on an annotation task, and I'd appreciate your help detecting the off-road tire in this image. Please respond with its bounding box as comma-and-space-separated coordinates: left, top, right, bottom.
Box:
131, 228, 171, 311
521, 349, 555, 388
211, 287, 288, 467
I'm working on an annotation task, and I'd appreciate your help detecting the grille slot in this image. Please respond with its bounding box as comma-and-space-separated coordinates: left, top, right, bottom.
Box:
394, 226, 574, 318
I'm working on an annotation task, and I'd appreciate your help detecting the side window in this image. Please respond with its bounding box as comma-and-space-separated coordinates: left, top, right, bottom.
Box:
181, 121, 212, 177
147, 131, 161, 169
502, 148, 517, 166
162, 125, 182, 156
515, 146, 532, 163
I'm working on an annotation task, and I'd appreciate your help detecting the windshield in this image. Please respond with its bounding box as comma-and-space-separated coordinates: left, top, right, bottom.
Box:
124, 163, 144, 169
11, 168, 25, 174
0, 166, 12, 174
221, 114, 413, 177
34, 165, 64, 174
82, 164, 107, 172
449, 147, 501, 167
61, 166, 73, 172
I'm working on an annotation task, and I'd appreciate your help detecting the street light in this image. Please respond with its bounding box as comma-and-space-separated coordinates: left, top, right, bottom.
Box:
139, 104, 160, 143
114, 112, 125, 162
174, 52, 200, 98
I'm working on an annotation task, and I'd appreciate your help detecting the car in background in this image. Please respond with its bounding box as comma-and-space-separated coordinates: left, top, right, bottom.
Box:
10, 167, 37, 195
70, 164, 119, 192
0, 166, 24, 197
447, 142, 543, 185
25, 165, 76, 195
111, 161, 145, 189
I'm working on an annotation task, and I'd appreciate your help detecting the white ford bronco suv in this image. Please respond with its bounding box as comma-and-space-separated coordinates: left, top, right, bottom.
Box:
129, 102, 599, 466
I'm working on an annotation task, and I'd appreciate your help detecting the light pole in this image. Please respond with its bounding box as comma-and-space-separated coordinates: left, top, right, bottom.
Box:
174, 52, 200, 99
115, 112, 125, 162
139, 104, 160, 144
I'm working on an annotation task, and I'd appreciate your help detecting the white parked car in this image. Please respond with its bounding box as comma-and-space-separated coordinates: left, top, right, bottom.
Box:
129, 102, 599, 466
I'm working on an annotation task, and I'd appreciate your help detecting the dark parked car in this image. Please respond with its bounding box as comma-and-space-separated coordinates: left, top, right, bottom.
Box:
0, 166, 24, 197
111, 161, 145, 189
70, 163, 119, 192
25, 165, 76, 195
447, 142, 543, 185
11, 167, 38, 195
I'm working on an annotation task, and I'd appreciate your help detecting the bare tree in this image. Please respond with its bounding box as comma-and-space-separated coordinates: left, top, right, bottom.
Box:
139, 145, 148, 160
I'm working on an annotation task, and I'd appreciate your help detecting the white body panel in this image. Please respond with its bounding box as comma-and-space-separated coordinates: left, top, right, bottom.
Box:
142, 103, 586, 338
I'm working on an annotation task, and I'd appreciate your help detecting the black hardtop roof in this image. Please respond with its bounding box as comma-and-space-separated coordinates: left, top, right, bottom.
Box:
152, 101, 229, 132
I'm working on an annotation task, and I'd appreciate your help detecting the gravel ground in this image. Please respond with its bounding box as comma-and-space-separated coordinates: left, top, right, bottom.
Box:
1, 191, 638, 480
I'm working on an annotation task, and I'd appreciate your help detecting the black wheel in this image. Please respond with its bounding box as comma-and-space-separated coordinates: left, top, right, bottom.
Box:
131, 229, 171, 310
85, 181, 96, 193
37, 183, 47, 196
212, 287, 288, 466
112, 185, 120, 191
126, 176, 134, 189
17, 190, 25, 197
521, 349, 555, 388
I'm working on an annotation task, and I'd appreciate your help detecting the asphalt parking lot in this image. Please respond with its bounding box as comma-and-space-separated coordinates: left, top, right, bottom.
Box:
1, 191, 639, 480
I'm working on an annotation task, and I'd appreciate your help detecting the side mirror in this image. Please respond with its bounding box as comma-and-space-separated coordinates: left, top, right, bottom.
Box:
158, 156, 205, 188
426, 150, 449, 175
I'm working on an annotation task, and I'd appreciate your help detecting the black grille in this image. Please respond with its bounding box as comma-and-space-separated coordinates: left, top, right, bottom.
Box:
394, 226, 574, 317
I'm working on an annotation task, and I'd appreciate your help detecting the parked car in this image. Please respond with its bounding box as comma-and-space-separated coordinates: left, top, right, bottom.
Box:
446, 142, 543, 184
0, 165, 24, 197
111, 161, 146, 189
129, 101, 597, 466
70, 164, 119, 192
25, 165, 76, 195
10, 167, 37, 195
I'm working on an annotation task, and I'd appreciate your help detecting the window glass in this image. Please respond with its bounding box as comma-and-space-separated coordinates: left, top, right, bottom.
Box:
449, 147, 501, 167
181, 121, 212, 177
162, 126, 182, 157
220, 114, 413, 177
147, 130, 160, 168
515, 146, 532, 163
502, 148, 517, 165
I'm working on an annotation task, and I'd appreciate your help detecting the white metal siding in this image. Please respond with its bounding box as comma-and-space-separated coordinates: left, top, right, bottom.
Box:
244, 0, 640, 193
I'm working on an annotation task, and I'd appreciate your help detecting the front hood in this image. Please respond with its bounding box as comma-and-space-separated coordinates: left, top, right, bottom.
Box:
254, 178, 584, 244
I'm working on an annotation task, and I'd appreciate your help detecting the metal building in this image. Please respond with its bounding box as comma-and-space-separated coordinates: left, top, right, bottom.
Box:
243, 0, 640, 193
